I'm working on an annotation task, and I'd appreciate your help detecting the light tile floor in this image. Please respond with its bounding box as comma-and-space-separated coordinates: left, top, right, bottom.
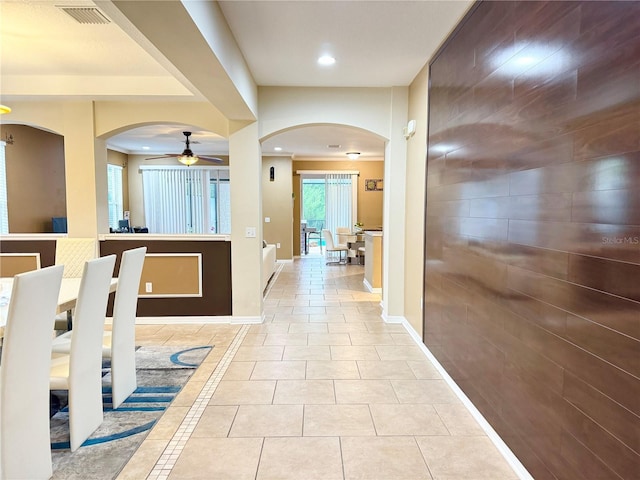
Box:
117, 256, 519, 480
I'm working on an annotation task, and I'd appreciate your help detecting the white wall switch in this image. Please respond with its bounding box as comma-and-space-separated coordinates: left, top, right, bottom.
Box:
265, 217, 271, 223
245, 227, 256, 238
276, 243, 281, 248
145, 282, 153, 293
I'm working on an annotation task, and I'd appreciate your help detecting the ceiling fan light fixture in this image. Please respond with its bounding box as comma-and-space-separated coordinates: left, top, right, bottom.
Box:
178, 154, 199, 166
346, 151, 360, 160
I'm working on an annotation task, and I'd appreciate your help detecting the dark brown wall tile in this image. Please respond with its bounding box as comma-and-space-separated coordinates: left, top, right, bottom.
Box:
562, 400, 640, 479
424, 2, 640, 477
568, 255, 640, 303
563, 372, 640, 454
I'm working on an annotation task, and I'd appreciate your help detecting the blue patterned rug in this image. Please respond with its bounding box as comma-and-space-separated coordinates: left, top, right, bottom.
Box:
50, 345, 212, 480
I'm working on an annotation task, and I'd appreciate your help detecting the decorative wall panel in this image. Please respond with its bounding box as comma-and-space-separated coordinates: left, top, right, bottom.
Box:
424, 2, 640, 478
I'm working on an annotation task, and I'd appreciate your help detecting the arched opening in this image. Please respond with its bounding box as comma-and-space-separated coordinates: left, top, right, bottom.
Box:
101, 123, 229, 235
259, 123, 386, 260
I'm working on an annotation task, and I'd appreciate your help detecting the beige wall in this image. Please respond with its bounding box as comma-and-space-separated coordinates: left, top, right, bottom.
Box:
404, 64, 429, 334
107, 149, 130, 213
2, 124, 66, 233
262, 156, 293, 260
291, 160, 384, 255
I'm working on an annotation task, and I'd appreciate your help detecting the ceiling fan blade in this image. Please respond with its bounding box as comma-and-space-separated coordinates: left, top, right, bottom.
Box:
198, 156, 224, 163
145, 154, 179, 160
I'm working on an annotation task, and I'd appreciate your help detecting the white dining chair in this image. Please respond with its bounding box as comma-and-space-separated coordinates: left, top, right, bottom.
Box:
52, 247, 147, 409
322, 229, 348, 265
53, 237, 98, 331
107, 247, 146, 408
49, 255, 116, 452
0, 265, 64, 480
336, 226, 352, 245
54, 237, 98, 279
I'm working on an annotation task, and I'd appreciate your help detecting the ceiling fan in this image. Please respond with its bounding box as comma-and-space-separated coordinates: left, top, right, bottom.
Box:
145, 131, 223, 166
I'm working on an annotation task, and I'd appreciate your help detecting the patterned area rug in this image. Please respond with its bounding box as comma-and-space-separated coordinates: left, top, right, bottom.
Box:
50, 345, 212, 480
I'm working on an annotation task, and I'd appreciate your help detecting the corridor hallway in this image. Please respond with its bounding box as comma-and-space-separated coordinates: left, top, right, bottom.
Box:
118, 256, 519, 479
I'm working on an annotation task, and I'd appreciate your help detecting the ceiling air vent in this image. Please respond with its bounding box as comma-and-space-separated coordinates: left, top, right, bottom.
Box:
58, 6, 111, 24
327, 144, 341, 149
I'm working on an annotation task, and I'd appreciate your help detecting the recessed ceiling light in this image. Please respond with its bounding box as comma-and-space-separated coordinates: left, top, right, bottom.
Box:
318, 55, 336, 66
274, 147, 283, 151
142, 146, 150, 150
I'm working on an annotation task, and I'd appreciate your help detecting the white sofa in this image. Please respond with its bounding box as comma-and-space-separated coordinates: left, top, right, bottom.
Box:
262, 244, 277, 291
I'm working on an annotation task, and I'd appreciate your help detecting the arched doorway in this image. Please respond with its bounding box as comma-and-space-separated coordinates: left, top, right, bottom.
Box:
260, 123, 386, 259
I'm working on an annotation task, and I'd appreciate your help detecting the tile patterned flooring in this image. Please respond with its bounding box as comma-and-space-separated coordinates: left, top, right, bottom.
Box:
117, 256, 518, 480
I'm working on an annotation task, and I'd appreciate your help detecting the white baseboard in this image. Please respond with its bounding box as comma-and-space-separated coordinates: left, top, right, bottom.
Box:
276, 259, 294, 263
231, 315, 263, 324
395, 316, 534, 480
363, 278, 381, 293
131, 315, 263, 324
381, 312, 404, 324
134, 316, 234, 324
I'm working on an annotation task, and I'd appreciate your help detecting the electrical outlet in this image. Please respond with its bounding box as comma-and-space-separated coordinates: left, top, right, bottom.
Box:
145, 282, 153, 293
276, 243, 281, 248
245, 227, 256, 238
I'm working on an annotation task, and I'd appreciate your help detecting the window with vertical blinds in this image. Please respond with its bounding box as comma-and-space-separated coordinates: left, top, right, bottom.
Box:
141, 166, 230, 234
0, 141, 8, 233
325, 173, 357, 235
107, 164, 124, 230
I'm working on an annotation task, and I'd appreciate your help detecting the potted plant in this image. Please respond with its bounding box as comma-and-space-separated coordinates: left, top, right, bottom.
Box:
354, 221, 364, 233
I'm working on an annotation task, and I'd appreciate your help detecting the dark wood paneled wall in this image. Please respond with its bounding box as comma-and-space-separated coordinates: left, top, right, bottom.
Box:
100, 240, 232, 316
424, 2, 639, 479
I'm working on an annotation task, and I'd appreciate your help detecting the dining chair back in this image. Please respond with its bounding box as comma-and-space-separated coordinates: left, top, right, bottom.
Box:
336, 226, 352, 245
54, 237, 98, 331
51, 248, 147, 409
108, 247, 146, 408
307, 220, 323, 253
54, 237, 97, 278
322, 229, 348, 265
49, 255, 116, 452
0, 265, 64, 480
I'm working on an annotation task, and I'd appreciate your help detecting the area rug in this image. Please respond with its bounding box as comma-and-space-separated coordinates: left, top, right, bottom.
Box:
50, 345, 212, 480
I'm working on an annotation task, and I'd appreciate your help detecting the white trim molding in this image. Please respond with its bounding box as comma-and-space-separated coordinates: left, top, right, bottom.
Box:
363, 278, 381, 293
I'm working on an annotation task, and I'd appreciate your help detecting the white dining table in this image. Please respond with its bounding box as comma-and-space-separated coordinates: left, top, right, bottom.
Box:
0, 277, 118, 329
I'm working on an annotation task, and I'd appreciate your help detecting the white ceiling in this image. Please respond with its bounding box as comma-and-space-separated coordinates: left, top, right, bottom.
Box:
0, 0, 472, 159
218, 0, 472, 87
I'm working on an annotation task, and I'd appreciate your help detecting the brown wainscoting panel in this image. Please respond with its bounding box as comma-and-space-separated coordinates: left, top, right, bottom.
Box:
0, 253, 41, 277
100, 239, 231, 316
138, 254, 202, 297
0, 239, 56, 268
424, 1, 640, 478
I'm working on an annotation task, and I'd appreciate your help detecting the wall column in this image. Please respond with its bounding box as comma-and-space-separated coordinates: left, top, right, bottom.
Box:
62, 102, 108, 237
382, 87, 408, 321
229, 122, 263, 319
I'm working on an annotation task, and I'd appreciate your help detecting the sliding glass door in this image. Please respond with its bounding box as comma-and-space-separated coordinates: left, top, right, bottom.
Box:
141, 166, 230, 234
300, 172, 358, 253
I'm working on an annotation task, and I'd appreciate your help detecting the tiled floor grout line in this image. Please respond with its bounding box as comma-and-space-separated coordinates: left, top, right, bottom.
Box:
146, 323, 251, 480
